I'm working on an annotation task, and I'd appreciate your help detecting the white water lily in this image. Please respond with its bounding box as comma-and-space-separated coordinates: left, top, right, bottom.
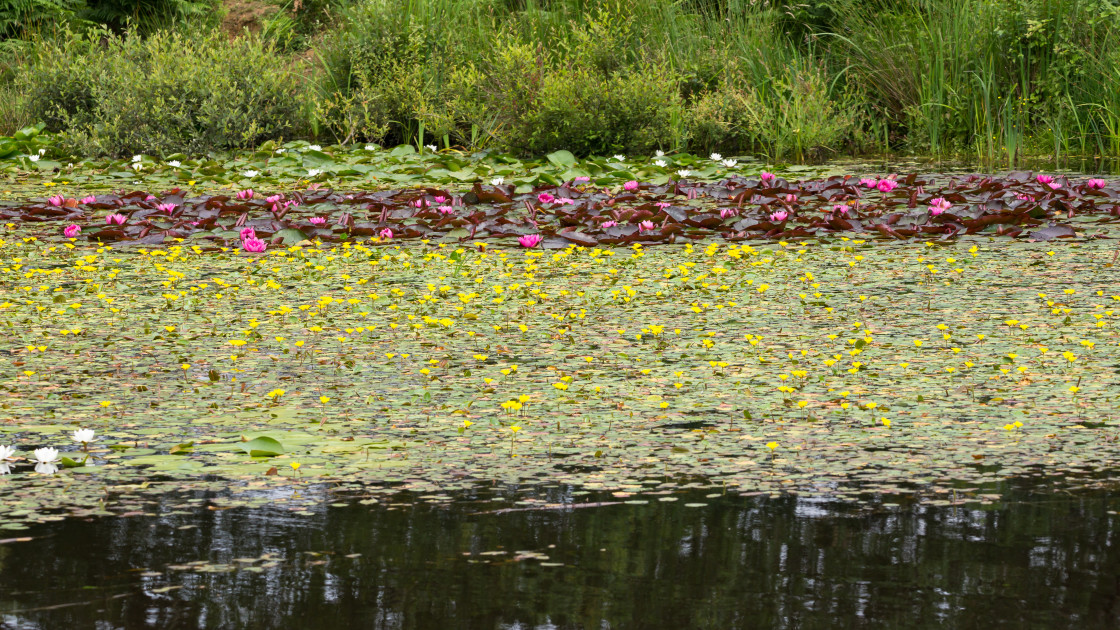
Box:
677, 169, 691, 178
34, 447, 59, 464
0, 463, 10, 475
655, 150, 665, 157
167, 160, 181, 168
131, 162, 143, 172
612, 154, 625, 162
243, 170, 259, 178
72, 429, 96, 444
721, 159, 738, 168
308, 169, 322, 177
132, 154, 142, 163
425, 144, 437, 152
308, 144, 322, 151
490, 177, 504, 186
364, 144, 376, 151
28, 154, 39, 162
0, 444, 15, 461
710, 152, 722, 161
654, 159, 667, 168
35, 462, 58, 474
275, 148, 286, 154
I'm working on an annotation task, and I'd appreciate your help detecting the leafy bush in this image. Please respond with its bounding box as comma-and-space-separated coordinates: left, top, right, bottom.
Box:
20, 29, 308, 157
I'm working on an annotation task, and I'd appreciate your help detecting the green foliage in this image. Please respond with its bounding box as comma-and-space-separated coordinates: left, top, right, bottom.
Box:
0, 122, 55, 158
19, 29, 308, 157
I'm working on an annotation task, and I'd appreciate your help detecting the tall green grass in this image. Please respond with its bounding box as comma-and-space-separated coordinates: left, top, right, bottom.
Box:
8, 0, 1120, 161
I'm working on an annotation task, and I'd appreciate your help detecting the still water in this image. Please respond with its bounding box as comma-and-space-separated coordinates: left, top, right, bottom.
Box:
1, 484, 1118, 629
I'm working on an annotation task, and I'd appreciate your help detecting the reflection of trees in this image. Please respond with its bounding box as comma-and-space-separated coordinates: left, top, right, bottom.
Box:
2, 486, 1119, 629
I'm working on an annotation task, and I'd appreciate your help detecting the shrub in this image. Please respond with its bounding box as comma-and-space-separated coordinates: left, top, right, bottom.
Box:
20, 28, 308, 157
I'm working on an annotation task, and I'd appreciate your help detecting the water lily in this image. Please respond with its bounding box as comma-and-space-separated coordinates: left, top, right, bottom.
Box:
612, 154, 625, 161
167, 160, 181, 167
770, 210, 789, 222
47, 195, 65, 207
1086, 178, 1107, 189
537, 192, 555, 204
244, 170, 260, 178
72, 428, 96, 447
63, 224, 81, 238
760, 171, 775, 183
309, 144, 322, 151
720, 208, 738, 219
379, 228, 393, 240
655, 150, 665, 157
710, 152, 722, 161
601, 220, 618, 228
157, 203, 177, 214
654, 159, 667, 167
365, 144, 376, 151
437, 205, 455, 215
490, 177, 504, 186
876, 179, 898, 192
623, 180, 639, 192
638, 220, 656, 232
425, 144, 437, 152
242, 237, 267, 253
676, 169, 691, 178
106, 213, 126, 226
308, 169, 322, 177
236, 189, 254, 200
518, 234, 542, 248
132, 155, 142, 163
309, 217, 327, 225
239, 227, 257, 240
28, 154, 40, 162
929, 197, 952, 216
721, 159, 738, 168
81, 195, 96, 204
33, 447, 59, 474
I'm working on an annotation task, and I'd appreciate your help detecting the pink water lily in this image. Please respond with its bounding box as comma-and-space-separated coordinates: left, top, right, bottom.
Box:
438, 206, 455, 215
574, 176, 590, 183
860, 178, 877, 188
266, 194, 283, 204
433, 195, 448, 203
518, 234, 542, 248
601, 220, 618, 228
876, 179, 898, 193
720, 208, 738, 219
379, 228, 393, 240
783, 194, 798, 204
760, 172, 775, 183
242, 237, 267, 253
1036, 174, 1054, 185
80, 195, 96, 204
770, 210, 789, 222
63, 224, 81, 238
623, 180, 639, 192
240, 227, 257, 240
309, 217, 327, 225
655, 201, 671, 210
1086, 178, 1107, 189
638, 220, 656, 232
537, 192, 556, 204
106, 213, 127, 226
556, 197, 575, 204
832, 204, 849, 215
236, 189, 254, 200
158, 203, 177, 214
47, 195, 65, 207
929, 197, 952, 216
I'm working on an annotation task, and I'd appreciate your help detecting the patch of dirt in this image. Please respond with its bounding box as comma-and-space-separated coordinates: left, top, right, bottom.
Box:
221, 0, 280, 37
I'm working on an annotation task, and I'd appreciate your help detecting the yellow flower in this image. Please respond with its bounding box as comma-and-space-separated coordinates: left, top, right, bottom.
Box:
320, 396, 331, 404
553, 382, 569, 391
510, 425, 521, 433
291, 462, 301, 471
229, 339, 246, 347
267, 389, 286, 399
766, 441, 779, 451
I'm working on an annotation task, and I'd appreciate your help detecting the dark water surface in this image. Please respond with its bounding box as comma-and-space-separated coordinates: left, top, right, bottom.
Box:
1, 485, 1119, 629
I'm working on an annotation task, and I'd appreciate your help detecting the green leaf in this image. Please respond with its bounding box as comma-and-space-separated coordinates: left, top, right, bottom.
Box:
546, 150, 577, 168
241, 436, 285, 457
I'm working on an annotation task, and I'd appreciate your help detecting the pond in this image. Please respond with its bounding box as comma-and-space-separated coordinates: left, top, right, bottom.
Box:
2, 482, 1118, 629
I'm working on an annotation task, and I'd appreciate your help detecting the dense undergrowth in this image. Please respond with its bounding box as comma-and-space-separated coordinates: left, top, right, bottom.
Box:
4, 0, 1120, 163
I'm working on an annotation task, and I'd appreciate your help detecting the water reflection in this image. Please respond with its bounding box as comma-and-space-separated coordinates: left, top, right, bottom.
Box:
1, 486, 1118, 629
